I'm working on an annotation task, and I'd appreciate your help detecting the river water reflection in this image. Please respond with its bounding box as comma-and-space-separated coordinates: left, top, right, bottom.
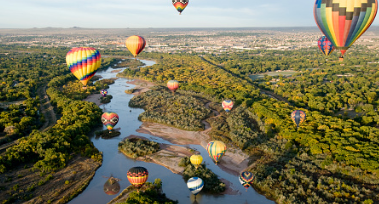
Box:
69, 59, 274, 204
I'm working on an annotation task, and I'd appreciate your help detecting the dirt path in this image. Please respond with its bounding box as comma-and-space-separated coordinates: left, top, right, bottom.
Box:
0, 85, 57, 153
38, 85, 57, 132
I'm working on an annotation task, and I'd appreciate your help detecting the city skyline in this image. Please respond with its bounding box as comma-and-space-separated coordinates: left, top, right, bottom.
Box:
1, 0, 370, 28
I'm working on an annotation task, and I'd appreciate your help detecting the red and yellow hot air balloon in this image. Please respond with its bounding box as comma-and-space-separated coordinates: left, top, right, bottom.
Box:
167, 80, 179, 93
222, 99, 234, 112
314, 0, 378, 61
172, 0, 189, 15
125, 35, 146, 59
206, 141, 226, 165
127, 167, 148, 191
239, 171, 255, 191
66, 47, 101, 88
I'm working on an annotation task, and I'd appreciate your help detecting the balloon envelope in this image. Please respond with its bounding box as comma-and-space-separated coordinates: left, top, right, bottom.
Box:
314, 0, 378, 57
318, 36, 335, 56
206, 141, 226, 164
101, 112, 119, 131
190, 155, 203, 169
66, 47, 101, 86
222, 99, 234, 112
125, 35, 146, 58
100, 89, 108, 97
103, 177, 120, 195
172, 0, 189, 14
167, 80, 179, 93
127, 167, 149, 188
187, 177, 204, 195
291, 110, 306, 128
239, 171, 255, 189
239, 177, 251, 190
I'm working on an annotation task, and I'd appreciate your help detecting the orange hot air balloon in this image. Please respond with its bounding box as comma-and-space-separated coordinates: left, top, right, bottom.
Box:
127, 167, 148, 191
125, 35, 146, 59
167, 80, 179, 93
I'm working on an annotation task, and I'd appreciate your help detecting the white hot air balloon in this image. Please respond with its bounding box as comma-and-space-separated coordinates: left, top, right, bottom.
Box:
187, 177, 204, 197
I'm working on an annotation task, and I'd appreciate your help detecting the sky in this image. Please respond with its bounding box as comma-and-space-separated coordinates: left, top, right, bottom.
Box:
0, 0, 378, 28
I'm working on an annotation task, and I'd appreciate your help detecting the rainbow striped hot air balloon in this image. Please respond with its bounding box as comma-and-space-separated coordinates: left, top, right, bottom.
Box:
318, 36, 335, 56
314, 0, 378, 61
100, 89, 108, 97
172, 0, 189, 15
66, 47, 101, 88
127, 167, 149, 191
125, 35, 146, 59
187, 177, 204, 196
239, 171, 255, 191
167, 80, 179, 93
206, 141, 226, 164
222, 99, 234, 112
190, 154, 203, 169
291, 110, 306, 129
101, 112, 119, 133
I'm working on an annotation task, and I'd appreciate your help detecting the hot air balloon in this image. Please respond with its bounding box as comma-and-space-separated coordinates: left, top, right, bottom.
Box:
125, 35, 146, 59
187, 177, 204, 197
103, 177, 121, 195
101, 112, 119, 133
314, 0, 378, 61
239, 177, 251, 190
101, 89, 108, 97
66, 47, 101, 88
206, 141, 226, 165
190, 155, 203, 169
239, 171, 255, 191
291, 110, 306, 129
318, 36, 335, 56
167, 80, 179, 93
127, 167, 149, 191
222, 99, 234, 112
172, 0, 189, 15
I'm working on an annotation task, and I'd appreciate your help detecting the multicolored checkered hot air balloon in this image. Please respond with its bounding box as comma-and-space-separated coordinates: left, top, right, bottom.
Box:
172, 0, 189, 15
190, 154, 203, 169
314, 0, 378, 61
100, 89, 108, 97
206, 141, 226, 165
318, 36, 335, 56
66, 47, 101, 87
222, 99, 234, 112
167, 80, 179, 93
101, 112, 119, 133
125, 35, 146, 59
187, 177, 204, 196
239, 171, 255, 191
127, 167, 148, 191
291, 110, 306, 129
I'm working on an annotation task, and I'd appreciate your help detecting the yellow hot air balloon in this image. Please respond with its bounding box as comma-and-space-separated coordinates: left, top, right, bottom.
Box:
190, 155, 203, 169
206, 141, 226, 165
66, 47, 101, 88
125, 35, 146, 59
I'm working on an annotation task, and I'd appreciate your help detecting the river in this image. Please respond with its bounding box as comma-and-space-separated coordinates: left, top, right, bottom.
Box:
69, 59, 274, 204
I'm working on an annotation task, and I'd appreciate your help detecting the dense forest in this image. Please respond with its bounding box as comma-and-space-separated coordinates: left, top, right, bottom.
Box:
123, 49, 379, 203
129, 86, 211, 131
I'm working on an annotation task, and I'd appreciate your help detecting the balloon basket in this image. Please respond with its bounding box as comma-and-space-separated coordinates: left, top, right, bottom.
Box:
339, 57, 344, 62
